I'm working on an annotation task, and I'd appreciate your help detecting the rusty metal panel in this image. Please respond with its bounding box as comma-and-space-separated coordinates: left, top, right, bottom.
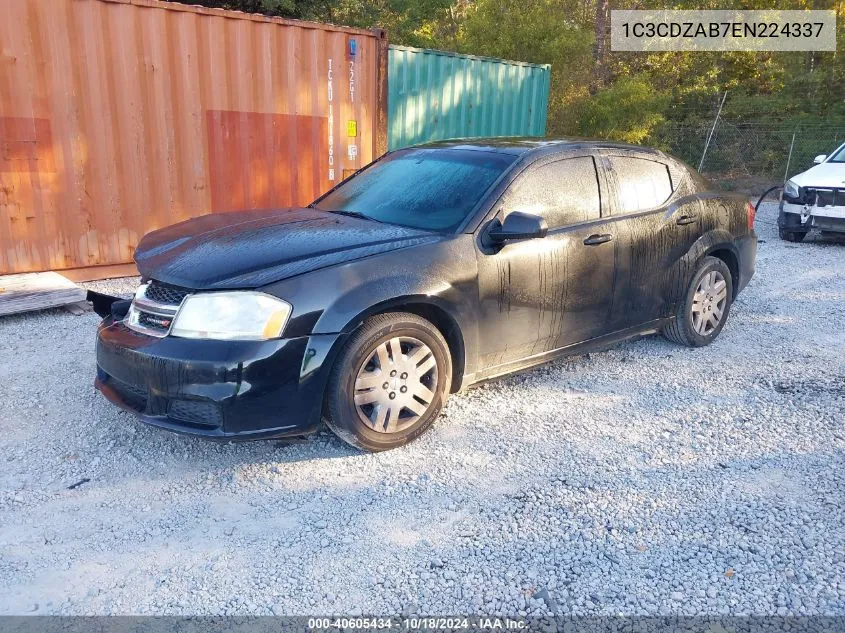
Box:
0, 0, 385, 274
388, 45, 550, 150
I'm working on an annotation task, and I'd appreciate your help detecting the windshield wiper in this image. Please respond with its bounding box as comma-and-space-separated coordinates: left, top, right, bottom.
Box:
322, 209, 391, 225
326, 209, 369, 220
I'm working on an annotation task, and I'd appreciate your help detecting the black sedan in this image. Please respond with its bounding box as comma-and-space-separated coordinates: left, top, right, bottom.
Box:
94, 139, 757, 451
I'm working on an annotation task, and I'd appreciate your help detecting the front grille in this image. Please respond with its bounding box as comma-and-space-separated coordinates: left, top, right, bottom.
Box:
144, 281, 190, 306
807, 188, 845, 207
168, 400, 223, 428
125, 280, 189, 337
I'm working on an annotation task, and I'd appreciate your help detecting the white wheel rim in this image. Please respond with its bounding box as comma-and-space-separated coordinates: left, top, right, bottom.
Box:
353, 336, 438, 433
691, 270, 728, 336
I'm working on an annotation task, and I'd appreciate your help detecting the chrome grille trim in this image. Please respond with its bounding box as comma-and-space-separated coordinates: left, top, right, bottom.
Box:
133, 297, 180, 316
124, 282, 190, 338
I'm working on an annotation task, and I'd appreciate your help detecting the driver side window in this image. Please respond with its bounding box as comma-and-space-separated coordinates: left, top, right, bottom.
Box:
500, 156, 601, 229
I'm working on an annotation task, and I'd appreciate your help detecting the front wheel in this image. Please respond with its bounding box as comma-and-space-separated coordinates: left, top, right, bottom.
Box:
324, 312, 452, 452
663, 256, 733, 347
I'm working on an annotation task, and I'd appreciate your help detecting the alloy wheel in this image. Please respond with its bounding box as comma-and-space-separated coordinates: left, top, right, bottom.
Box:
691, 270, 728, 336
353, 336, 438, 433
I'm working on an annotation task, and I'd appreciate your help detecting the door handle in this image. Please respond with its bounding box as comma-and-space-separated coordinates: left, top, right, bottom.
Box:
676, 214, 698, 226
583, 233, 613, 245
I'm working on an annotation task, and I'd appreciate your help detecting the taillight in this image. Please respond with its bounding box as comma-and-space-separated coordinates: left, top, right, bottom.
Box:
746, 201, 755, 230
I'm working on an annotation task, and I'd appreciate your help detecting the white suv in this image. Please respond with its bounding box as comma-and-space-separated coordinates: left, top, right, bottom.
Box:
779, 143, 845, 241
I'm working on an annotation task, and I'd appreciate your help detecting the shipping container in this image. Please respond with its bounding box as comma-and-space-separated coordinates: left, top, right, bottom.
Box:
0, 0, 388, 275
387, 45, 550, 151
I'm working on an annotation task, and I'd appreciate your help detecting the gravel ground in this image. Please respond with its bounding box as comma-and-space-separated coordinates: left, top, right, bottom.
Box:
1, 201, 843, 617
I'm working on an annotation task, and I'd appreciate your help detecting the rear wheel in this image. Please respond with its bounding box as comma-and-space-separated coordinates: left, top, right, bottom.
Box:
324, 312, 451, 452
663, 256, 733, 347
779, 227, 808, 242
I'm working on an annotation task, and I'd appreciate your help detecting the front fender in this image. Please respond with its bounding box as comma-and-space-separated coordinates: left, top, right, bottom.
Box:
261, 235, 481, 376
325, 286, 464, 334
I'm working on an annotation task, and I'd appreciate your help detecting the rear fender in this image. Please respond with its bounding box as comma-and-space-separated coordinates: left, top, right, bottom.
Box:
672, 229, 740, 302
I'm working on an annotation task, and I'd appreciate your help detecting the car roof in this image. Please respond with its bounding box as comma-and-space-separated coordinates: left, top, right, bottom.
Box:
411, 137, 667, 159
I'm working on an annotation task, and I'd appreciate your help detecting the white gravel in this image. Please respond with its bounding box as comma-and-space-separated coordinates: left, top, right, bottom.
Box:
1, 201, 843, 617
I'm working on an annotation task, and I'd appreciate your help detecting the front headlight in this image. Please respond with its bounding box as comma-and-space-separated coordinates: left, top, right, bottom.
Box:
170, 292, 292, 340
784, 180, 800, 199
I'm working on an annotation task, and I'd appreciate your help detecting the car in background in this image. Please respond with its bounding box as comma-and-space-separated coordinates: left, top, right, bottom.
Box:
93, 139, 757, 451
779, 143, 845, 242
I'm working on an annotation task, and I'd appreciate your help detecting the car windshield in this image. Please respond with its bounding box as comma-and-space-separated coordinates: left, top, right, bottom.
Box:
312, 148, 516, 231
828, 144, 845, 163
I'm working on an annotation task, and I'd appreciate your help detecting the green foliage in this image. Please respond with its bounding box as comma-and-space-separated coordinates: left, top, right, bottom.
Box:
568, 75, 671, 144
457, 0, 594, 138
163, 0, 460, 47
459, 0, 591, 65
162, 0, 297, 17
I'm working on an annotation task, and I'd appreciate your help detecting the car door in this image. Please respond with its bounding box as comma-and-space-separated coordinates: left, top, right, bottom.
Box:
475, 154, 618, 369
600, 152, 693, 328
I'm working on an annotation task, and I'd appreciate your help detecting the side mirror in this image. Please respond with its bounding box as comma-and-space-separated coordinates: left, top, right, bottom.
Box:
488, 211, 548, 243
813, 154, 827, 164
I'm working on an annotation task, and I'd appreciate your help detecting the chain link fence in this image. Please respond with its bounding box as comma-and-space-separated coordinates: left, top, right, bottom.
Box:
653, 120, 845, 191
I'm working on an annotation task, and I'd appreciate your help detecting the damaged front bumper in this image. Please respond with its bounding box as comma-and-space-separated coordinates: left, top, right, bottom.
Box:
779, 188, 845, 233
95, 316, 341, 440
87, 290, 131, 319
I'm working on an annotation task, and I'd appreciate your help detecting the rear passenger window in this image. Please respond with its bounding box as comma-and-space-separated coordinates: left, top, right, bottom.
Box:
608, 156, 673, 213
501, 156, 601, 229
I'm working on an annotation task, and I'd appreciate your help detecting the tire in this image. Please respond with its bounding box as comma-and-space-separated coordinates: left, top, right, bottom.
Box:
324, 312, 452, 452
663, 256, 733, 348
779, 227, 808, 242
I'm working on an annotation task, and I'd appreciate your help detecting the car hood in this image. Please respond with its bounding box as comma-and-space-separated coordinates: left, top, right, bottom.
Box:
134, 208, 442, 289
789, 162, 845, 188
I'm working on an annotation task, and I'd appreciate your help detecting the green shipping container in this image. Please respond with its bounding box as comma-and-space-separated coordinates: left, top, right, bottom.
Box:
388, 45, 551, 151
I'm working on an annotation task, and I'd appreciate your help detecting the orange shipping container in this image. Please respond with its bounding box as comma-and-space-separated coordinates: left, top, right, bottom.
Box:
0, 0, 388, 275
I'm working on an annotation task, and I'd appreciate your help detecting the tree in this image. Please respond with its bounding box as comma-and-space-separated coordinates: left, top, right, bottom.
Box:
591, 0, 608, 93
161, 0, 299, 18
